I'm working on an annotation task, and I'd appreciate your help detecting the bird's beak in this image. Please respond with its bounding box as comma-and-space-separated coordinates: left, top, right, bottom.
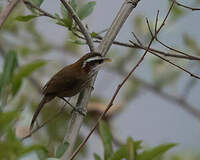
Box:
102, 57, 112, 63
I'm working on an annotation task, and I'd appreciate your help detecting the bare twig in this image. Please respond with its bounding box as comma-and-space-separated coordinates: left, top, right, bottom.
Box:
174, 1, 200, 11
155, 10, 159, 34
69, 1, 175, 159
108, 65, 200, 121
73, 26, 200, 80
146, 18, 153, 37
23, 0, 57, 19
130, 40, 200, 80
0, 0, 20, 29
132, 32, 142, 46
73, 30, 200, 61
156, 38, 200, 60
60, 0, 95, 52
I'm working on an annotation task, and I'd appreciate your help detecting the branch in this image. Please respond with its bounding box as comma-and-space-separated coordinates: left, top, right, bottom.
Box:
174, 1, 200, 11
59, 0, 95, 52
73, 29, 200, 61
61, 0, 140, 159
130, 40, 200, 80
68, 1, 176, 159
156, 38, 200, 60
108, 66, 200, 121
0, 0, 20, 29
23, 0, 57, 19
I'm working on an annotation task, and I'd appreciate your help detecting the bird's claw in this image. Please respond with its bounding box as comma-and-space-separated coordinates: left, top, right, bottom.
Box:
71, 107, 87, 116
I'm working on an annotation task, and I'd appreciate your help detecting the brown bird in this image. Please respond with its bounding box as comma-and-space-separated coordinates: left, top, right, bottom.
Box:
30, 52, 111, 130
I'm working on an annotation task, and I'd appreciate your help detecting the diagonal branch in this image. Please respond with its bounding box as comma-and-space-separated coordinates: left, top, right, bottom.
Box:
0, 0, 20, 29
61, 0, 140, 159
109, 66, 200, 121
23, 0, 57, 19
174, 1, 200, 11
72, 28, 200, 61
59, 0, 95, 52
68, 1, 176, 159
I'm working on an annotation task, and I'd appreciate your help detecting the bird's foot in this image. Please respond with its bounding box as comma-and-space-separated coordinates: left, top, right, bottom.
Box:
89, 85, 94, 91
71, 107, 87, 116
60, 97, 87, 116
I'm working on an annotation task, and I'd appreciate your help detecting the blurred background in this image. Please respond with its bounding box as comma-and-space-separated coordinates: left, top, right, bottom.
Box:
0, 0, 200, 159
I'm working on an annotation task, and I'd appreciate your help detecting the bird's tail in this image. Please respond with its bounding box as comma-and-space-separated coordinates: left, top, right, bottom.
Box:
30, 96, 53, 131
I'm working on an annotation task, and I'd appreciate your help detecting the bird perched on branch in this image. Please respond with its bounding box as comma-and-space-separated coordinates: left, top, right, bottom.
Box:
30, 52, 111, 130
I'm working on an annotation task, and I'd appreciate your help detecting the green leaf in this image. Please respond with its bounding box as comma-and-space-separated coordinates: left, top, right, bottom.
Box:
12, 60, 46, 96
0, 50, 17, 92
55, 142, 69, 158
94, 153, 102, 160
137, 143, 177, 160
111, 145, 129, 160
60, 4, 68, 19
15, 15, 38, 22
127, 137, 135, 160
70, 0, 77, 11
90, 32, 99, 38
60, 0, 77, 19
99, 120, 113, 160
77, 1, 96, 20
68, 39, 86, 45
0, 111, 18, 132
21, 144, 47, 156
111, 137, 140, 160
56, 18, 72, 28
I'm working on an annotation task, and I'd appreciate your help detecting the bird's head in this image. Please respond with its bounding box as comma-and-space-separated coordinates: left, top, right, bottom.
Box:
78, 52, 112, 74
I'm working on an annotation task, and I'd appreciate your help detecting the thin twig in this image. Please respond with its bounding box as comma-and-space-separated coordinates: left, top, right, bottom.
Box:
73, 30, 200, 61
69, 1, 175, 159
156, 38, 200, 60
23, 0, 57, 19
174, 1, 200, 11
146, 18, 153, 37
155, 10, 159, 34
108, 65, 200, 121
132, 32, 142, 46
59, 0, 95, 52
130, 40, 200, 80
0, 0, 20, 29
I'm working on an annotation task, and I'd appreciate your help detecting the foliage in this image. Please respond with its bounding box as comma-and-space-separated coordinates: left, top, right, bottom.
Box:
95, 120, 177, 160
0, 111, 47, 159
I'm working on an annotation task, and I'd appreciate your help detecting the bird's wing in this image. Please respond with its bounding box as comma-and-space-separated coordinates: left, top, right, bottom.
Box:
43, 75, 78, 95
42, 67, 84, 95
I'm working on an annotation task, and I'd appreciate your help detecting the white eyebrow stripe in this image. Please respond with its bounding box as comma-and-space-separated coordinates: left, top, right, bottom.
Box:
82, 56, 102, 68
85, 56, 102, 63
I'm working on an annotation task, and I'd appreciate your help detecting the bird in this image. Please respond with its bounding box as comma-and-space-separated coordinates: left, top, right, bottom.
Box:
30, 52, 111, 130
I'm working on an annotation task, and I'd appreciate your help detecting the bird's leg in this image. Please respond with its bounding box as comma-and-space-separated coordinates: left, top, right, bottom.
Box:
89, 85, 94, 91
60, 97, 86, 116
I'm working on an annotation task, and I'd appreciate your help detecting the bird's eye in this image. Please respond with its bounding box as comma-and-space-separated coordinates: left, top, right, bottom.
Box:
98, 59, 103, 64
